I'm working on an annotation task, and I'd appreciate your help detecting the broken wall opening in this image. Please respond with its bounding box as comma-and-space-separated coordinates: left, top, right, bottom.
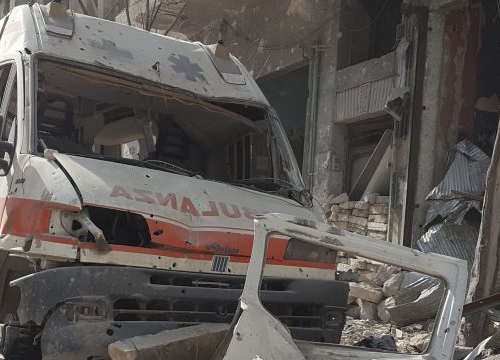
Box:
257, 65, 309, 170
337, 0, 402, 70
346, 116, 393, 199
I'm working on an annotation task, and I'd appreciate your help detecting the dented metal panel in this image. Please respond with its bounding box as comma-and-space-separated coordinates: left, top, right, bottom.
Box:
23, 4, 267, 104
217, 214, 468, 360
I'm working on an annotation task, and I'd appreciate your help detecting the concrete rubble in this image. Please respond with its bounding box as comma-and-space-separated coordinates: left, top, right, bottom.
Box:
336, 252, 444, 328
108, 324, 229, 360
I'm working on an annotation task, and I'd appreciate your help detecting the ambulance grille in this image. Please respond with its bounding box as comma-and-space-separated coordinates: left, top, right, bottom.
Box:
211, 255, 230, 272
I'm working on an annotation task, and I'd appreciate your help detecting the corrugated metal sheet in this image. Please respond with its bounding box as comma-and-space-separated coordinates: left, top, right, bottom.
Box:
425, 199, 480, 227
427, 140, 490, 200
417, 223, 478, 271
424, 140, 489, 226
335, 76, 395, 123
387, 274, 444, 327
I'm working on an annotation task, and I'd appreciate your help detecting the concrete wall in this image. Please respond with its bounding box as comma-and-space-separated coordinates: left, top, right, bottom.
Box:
310, 0, 346, 201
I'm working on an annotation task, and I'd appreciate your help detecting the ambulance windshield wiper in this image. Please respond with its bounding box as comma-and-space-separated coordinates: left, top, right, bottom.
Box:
63, 153, 197, 177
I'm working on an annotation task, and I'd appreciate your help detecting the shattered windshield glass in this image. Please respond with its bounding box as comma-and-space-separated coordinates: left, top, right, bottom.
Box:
35, 60, 307, 203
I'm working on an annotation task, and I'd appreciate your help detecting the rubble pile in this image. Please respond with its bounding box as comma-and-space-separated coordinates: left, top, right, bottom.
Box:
324, 192, 389, 240
340, 319, 432, 353
337, 256, 443, 329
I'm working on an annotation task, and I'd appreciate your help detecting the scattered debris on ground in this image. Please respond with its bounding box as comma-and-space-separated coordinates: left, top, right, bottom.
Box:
340, 319, 431, 353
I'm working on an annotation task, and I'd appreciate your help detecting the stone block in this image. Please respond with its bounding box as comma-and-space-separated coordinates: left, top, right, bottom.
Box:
366, 262, 380, 273
339, 256, 349, 264
368, 214, 388, 223
346, 304, 361, 319
328, 192, 349, 205
339, 201, 357, 210
374, 265, 399, 286
333, 221, 348, 229
368, 222, 388, 232
330, 204, 340, 213
409, 333, 431, 352
340, 209, 352, 215
383, 273, 404, 297
356, 299, 378, 321
352, 209, 369, 217
348, 215, 368, 227
369, 204, 389, 215
354, 201, 370, 210
377, 297, 394, 323
357, 270, 377, 284
338, 214, 350, 222
329, 213, 338, 222
349, 282, 384, 303
322, 203, 331, 213
336, 263, 352, 272
349, 259, 367, 270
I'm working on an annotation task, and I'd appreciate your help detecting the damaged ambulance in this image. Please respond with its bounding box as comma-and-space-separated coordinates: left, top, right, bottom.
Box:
0, 2, 348, 359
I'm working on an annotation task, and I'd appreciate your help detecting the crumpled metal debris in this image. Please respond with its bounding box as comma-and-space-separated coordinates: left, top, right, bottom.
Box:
425, 140, 490, 226
386, 273, 444, 327
417, 222, 479, 272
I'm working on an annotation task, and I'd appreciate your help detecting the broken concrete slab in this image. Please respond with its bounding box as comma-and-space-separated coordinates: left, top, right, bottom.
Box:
349, 282, 384, 303
349, 259, 367, 270
356, 298, 378, 321
108, 323, 229, 360
374, 265, 399, 286
383, 272, 404, 297
378, 297, 395, 323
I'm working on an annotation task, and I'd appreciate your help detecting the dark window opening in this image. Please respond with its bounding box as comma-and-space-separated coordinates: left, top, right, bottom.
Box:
337, 0, 402, 69
257, 66, 309, 171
